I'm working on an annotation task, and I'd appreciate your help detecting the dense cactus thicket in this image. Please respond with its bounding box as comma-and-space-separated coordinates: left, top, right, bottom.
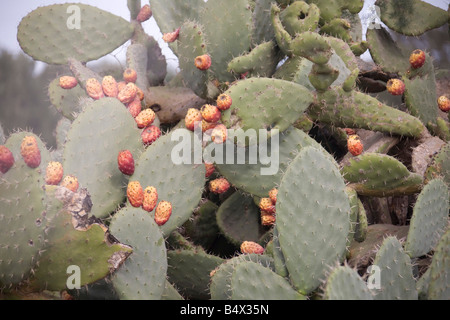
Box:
0, 0, 448, 300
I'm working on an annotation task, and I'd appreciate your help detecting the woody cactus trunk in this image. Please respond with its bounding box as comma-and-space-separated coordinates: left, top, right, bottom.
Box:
0, 0, 448, 300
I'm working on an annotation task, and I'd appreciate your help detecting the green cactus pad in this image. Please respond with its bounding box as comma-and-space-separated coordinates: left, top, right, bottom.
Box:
354, 199, 368, 243
324, 265, 373, 300
167, 249, 224, 300
271, 225, 289, 278
276, 146, 351, 294
304, 0, 364, 23
376, 0, 448, 36
273, 56, 315, 90
230, 261, 306, 300
109, 207, 167, 300
427, 228, 450, 300
425, 143, 450, 194
405, 179, 449, 258
126, 43, 149, 92
63, 98, 143, 219
54, 118, 72, 152
183, 200, 219, 251
252, 0, 276, 44
220, 78, 314, 145
341, 153, 424, 197
216, 192, 268, 246
17, 4, 134, 64
371, 236, 418, 300
129, 128, 205, 235
48, 77, 87, 121
280, 1, 320, 36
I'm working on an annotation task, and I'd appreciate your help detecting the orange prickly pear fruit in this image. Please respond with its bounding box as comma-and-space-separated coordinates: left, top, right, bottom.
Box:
0, 145, 14, 174
240, 241, 264, 255
117, 150, 135, 176
20, 136, 41, 168
135, 108, 156, 129
185, 108, 203, 132
127, 180, 144, 207
194, 54, 212, 70
123, 68, 138, 83
209, 177, 230, 194
59, 76, 78, 89
409, 49, 426, 69
136, 4, 152, 22
216, 93, 232, 111
268, 188, 278, 205
201, 104, 221, 123
118, 83, 138, 104
347, 134, 364, 156
45, 161, 64, 185
386, 78, 405, 96
211, 124, 228, 144
438, 95, 450, 113
86, 78, 104, 100
162, 28, 180, 43
261, 212, 276, 226
102, 75, 119, 98
154, 200, 172, 226
142, 186, 158, 212
259, 197, 276, 215
61, 175, 79, 192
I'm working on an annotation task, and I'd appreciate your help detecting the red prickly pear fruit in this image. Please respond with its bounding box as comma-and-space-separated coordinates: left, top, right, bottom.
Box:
61, 175, 79, 192
216, 93, 232, 111
209, 177, 230, 194
201, 104, 221, 123
162, 28, 180, 43
438, 95, 450, 113
102, 75, 119, 98
259, 197, 276, 215
347, 134, 364, 156
211, 124, 228, 144
123, 68, 138, 83
141, 125, 161, 146
194, 54, 212, 70
59, 76, 78, 89
127, 98, 142, 118
0, 145, 14, 174
86, 78, 104, 100
135, 108, 156, 129
204, 162, 215, 178
117, 150, 135, 176
343, 128, 356, 136
261, 212, 276, 226
117, 81, 127, 92
409, 49, 426, 69
118, 82, 138, 104
240, 241, 264, 255
45, 161, 64, 185
269, 188, 278, 205
386, 79, 405, 96
20, 136, 41, 168
136, 4, 152, 22
127, 180, 144, 207
185, 108, 203, 131
154, 200, 172, 226
142, 186, 158, 212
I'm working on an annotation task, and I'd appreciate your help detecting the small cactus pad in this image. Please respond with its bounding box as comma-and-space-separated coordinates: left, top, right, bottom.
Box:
18, 4, 134, 64
324, 265, 373, 300
426, 228, 450, 300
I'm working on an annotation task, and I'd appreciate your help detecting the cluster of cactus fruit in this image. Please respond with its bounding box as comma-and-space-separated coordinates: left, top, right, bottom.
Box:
0, 0, 449, 300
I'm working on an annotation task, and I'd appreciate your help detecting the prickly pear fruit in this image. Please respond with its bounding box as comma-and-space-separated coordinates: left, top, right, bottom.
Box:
216, 93, 232, 111
185, 108, 203, 131
117, 150, 135, 176
135, 108, 156, 129
154, 200, 172, 226
386, 78, 405, 96
59, 76, 78, 89
261, 212, 276, 226
127, 180, 144, 207
127, 99, 142, 118
259, 197, 276, 214
141, 125, 161, 146
347, 134, 364, 156
194, 54, 212, 71
0, 145, 14, 173
344, 128, 356, 135
438, 95, 450, 113
211, 124, 228, 144
240, 241, 264, 255
209, 177, 230, 194
45, 161, 63, 185
118, 83, 138, 104
102, 75, 119, 98
20, 135, 41, 168
201, 104, 221, 123
162, 28, 180, 43
409, 49, 426, 69
269, 188, 278, 204
117, 81, 126, 92
123, 68, 137, 83
143, 186, 158, 212
202, 120, 217, 133
86, 78, 104, 100
136, 4, 152, 22
136, 86, 145, 101
205, 162, 215, 178
61, 175, 79, 192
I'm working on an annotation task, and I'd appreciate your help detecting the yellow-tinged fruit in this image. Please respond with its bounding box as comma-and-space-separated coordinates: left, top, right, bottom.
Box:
216, 93, 232, 111
61, 175, 79, 192
118, 83, 138, 104
347, 134, 364, 156
123, 68, 138, 83
154, 200, 172, 226
409, 49, 426, 69
437, 95, 450, 113
135, 108, 156, 128
261, 212, 276, 226
59, 76, 78, 89
240, 241, 264, 255
102, 75, 119, 97
386, 78, 405, 96
86, 78, 104, 100
201, 104, 221, 123
259, 197, 276, 214
201, 120, 217, 133
143, 186, 158, 212
185, 108, 203, 132
194, 54, 212, 70
45, 161, 64, 185
127, 181, 144, 207
209, 177, 230, 194
269, 188, 278, 204
20, 136, 41, 168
